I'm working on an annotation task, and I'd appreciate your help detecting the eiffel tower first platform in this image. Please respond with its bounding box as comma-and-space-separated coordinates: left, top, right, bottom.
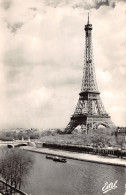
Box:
64, 15, 115, 134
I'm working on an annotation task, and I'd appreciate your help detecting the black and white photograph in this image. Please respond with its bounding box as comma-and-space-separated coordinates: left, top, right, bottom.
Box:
0, 0, 126, 195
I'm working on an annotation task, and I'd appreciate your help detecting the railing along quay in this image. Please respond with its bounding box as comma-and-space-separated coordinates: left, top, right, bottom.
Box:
0, 179, 28, 195
42, 143, 126, 158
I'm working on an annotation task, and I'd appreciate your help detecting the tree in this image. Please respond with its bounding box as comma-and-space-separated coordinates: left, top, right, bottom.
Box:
0, 148, 34, 194
83, 128, 116, 147
116, 134, 125, 158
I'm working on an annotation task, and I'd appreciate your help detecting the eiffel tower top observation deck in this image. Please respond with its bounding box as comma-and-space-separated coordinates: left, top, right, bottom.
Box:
64, 14, 114, 134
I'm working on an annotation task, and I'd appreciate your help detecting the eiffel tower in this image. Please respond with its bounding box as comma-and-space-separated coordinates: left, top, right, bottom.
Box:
64, 14, 114, 134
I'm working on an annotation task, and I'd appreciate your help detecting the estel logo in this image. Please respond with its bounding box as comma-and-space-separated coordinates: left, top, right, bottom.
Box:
102, 180, 118, 194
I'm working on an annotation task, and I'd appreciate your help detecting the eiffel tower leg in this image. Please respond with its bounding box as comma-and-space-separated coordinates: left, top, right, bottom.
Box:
64, 120, 78, 134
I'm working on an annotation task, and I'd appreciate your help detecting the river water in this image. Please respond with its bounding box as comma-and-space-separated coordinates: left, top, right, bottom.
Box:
22, 152, 125, 195
0, 147, 125, 195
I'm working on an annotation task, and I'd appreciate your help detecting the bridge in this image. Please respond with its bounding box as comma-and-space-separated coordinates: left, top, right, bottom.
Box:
0, 140, 29, 148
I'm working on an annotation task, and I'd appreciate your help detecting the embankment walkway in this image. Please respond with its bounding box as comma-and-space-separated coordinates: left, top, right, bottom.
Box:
22, 146, 126, 167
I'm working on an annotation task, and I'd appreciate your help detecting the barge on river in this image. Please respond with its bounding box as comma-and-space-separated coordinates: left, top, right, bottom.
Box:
46, 155, 67, 163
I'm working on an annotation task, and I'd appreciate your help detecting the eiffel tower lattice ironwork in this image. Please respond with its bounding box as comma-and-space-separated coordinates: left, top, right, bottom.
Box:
64, 14, 114, 134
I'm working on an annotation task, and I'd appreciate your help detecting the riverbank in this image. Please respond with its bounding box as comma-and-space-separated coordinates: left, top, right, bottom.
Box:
22, 146, 126, 167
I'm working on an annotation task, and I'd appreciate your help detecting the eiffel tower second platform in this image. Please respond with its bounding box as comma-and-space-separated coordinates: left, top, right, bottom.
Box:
64, 15, 115, 134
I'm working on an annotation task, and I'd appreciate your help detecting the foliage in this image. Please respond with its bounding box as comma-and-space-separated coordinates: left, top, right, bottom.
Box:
40, 129, 63, 137
83, 128, 117, 147
0, 129, 40, 141
39, 128, 117, 148
116, 134, 125, 150
0, 148, 34, 194
0, 128, 119, 149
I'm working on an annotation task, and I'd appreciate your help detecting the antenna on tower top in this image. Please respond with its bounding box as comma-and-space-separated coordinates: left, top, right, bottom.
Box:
88, 12, 89, 24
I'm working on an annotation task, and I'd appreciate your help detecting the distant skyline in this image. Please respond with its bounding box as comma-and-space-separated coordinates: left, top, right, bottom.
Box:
0, 0, 126, 128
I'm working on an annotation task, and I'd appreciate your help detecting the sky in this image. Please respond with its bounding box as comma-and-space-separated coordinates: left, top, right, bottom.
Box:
0, 0, 126, 129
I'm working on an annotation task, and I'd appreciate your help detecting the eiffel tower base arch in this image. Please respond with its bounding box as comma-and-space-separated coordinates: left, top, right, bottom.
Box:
64, 115, 115, 134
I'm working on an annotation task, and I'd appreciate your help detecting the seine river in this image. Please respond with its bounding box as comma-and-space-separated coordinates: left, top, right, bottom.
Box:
0, 148, 125, 195
22, 151, 125, 195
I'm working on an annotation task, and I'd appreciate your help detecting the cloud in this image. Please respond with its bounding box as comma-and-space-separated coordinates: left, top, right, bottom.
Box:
1, 0, 12, 10
0, 0, 126, 129
6, 21, 23, 33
